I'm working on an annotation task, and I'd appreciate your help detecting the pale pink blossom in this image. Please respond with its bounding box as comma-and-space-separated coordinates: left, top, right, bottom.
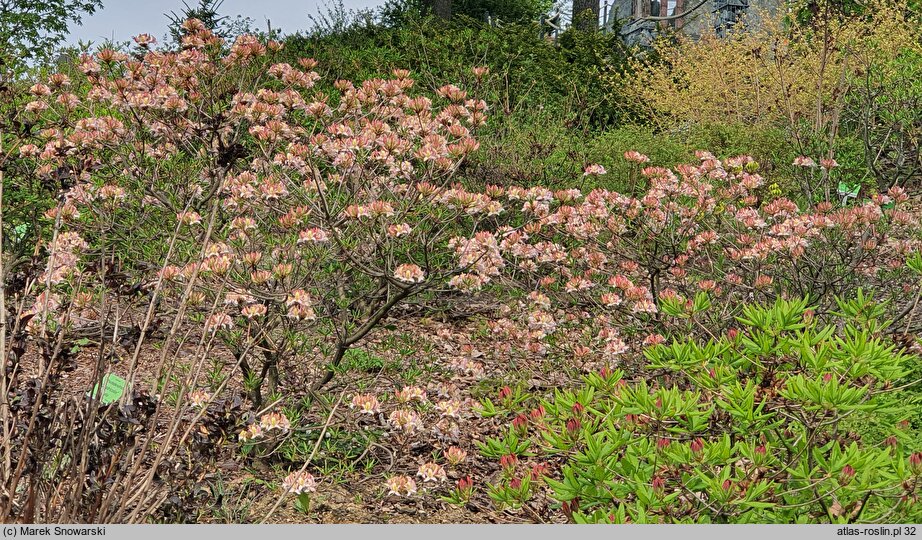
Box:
386, 475, 418, 496
417, 462, 447, 483
394, 263, 425, 283
283, 471, 317, 495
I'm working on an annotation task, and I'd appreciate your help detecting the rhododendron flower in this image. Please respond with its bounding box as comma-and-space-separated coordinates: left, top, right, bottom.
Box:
603, 338, 628, 357
205, 312, 233, 333
583, 164, 607, 176
225, 292, 255, 306
820, 158, 839, 169
231, 216, 257, 231
386, 475, 418, 497
177, 211, 202, 226
298, 228, 329, 243
417, 462, 447, 483
396, 386, 427, 403
259, 411, 291, 433
241, 303, 267, 319
350, 394, 381, 414
445, 446, 468, 465
840, 464, 856, 485
632, 299, 658, 314
239, 423, 263, 442
188, 390, 211, 408
133, 33, 157, 46
435, 399, 464, 418
624, 150, 651, 163
910, 452, 922, 474
344, 205, 370, 219
250, 270, 273, 284
368, 200, 395, 217
793, 156, 816, 167
388, 409, 422, 433
283, 471, 317, 495
448, 273, 484, 293
97, 185, 126, 201
285, 289, 317, 321
450, 358, 485, 377
887, 186, 909, 203
387, 223, 412, 237
394, 263, 425, 284
24, 100, 48, 113
19, 144, 40, 157
28, 83, 51, 96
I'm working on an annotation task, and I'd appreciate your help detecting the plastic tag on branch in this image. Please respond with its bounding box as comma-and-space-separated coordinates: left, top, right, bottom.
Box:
88, 373, 128, 405
837, 182, 860, 198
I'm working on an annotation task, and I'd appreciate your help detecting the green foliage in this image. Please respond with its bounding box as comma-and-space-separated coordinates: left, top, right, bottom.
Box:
482, 296, 922, 523
380, 0, 553, 24
0, 0, 102, 70
453, 0, 553, 21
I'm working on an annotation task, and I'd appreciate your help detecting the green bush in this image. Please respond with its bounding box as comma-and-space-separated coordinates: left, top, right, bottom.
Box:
478, 295, 922, 523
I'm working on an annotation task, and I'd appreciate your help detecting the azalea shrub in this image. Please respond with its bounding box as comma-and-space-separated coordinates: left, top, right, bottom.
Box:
467, 151, 921, 375
16, 20, 516, 407
474, 294, 922, 523
6, 13, 922, 525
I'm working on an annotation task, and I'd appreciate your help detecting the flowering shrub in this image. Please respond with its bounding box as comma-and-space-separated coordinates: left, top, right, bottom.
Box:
469, 151, 921, 372
17, 20, 508, 406
8, 15, 922, 524
477, 295, 922, 523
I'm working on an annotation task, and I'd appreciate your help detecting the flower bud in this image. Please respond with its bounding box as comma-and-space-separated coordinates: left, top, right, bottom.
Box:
565, 418, 581, 435
839, 464, 856, 485
909, 452, 922, 475
512, 414, 529, 433
499, 454, 518, 472
457, 475, 473, 493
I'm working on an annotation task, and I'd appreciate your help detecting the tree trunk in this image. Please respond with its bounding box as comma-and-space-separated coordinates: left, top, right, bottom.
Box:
572, 0, 599, 30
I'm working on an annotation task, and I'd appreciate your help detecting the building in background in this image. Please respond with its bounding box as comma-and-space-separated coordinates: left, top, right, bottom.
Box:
605, 0, 782, 46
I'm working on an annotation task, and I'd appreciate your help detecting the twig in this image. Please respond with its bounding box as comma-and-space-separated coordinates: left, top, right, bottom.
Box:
259, 389, 346, 523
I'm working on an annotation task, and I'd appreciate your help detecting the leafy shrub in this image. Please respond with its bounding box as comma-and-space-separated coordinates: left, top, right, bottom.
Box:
16, 21, 535, 412
477, 295, 922, 523
616, 0, 922, 198
472, 151, 921, 381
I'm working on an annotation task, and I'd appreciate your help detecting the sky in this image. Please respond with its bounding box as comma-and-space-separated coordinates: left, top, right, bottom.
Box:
65, 0, 383, 47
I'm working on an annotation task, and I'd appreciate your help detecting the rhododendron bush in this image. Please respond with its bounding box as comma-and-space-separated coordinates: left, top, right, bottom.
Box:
469, 152, 921, 372
16, 21, 512, 407
3, 18, 922, 525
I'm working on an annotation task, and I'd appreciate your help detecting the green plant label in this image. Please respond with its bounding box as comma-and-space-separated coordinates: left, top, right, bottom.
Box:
89, 373, 128, 404
837, 182, 860, 197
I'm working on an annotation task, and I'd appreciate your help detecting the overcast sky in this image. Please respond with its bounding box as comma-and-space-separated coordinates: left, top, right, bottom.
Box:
65, 0, 383, 47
